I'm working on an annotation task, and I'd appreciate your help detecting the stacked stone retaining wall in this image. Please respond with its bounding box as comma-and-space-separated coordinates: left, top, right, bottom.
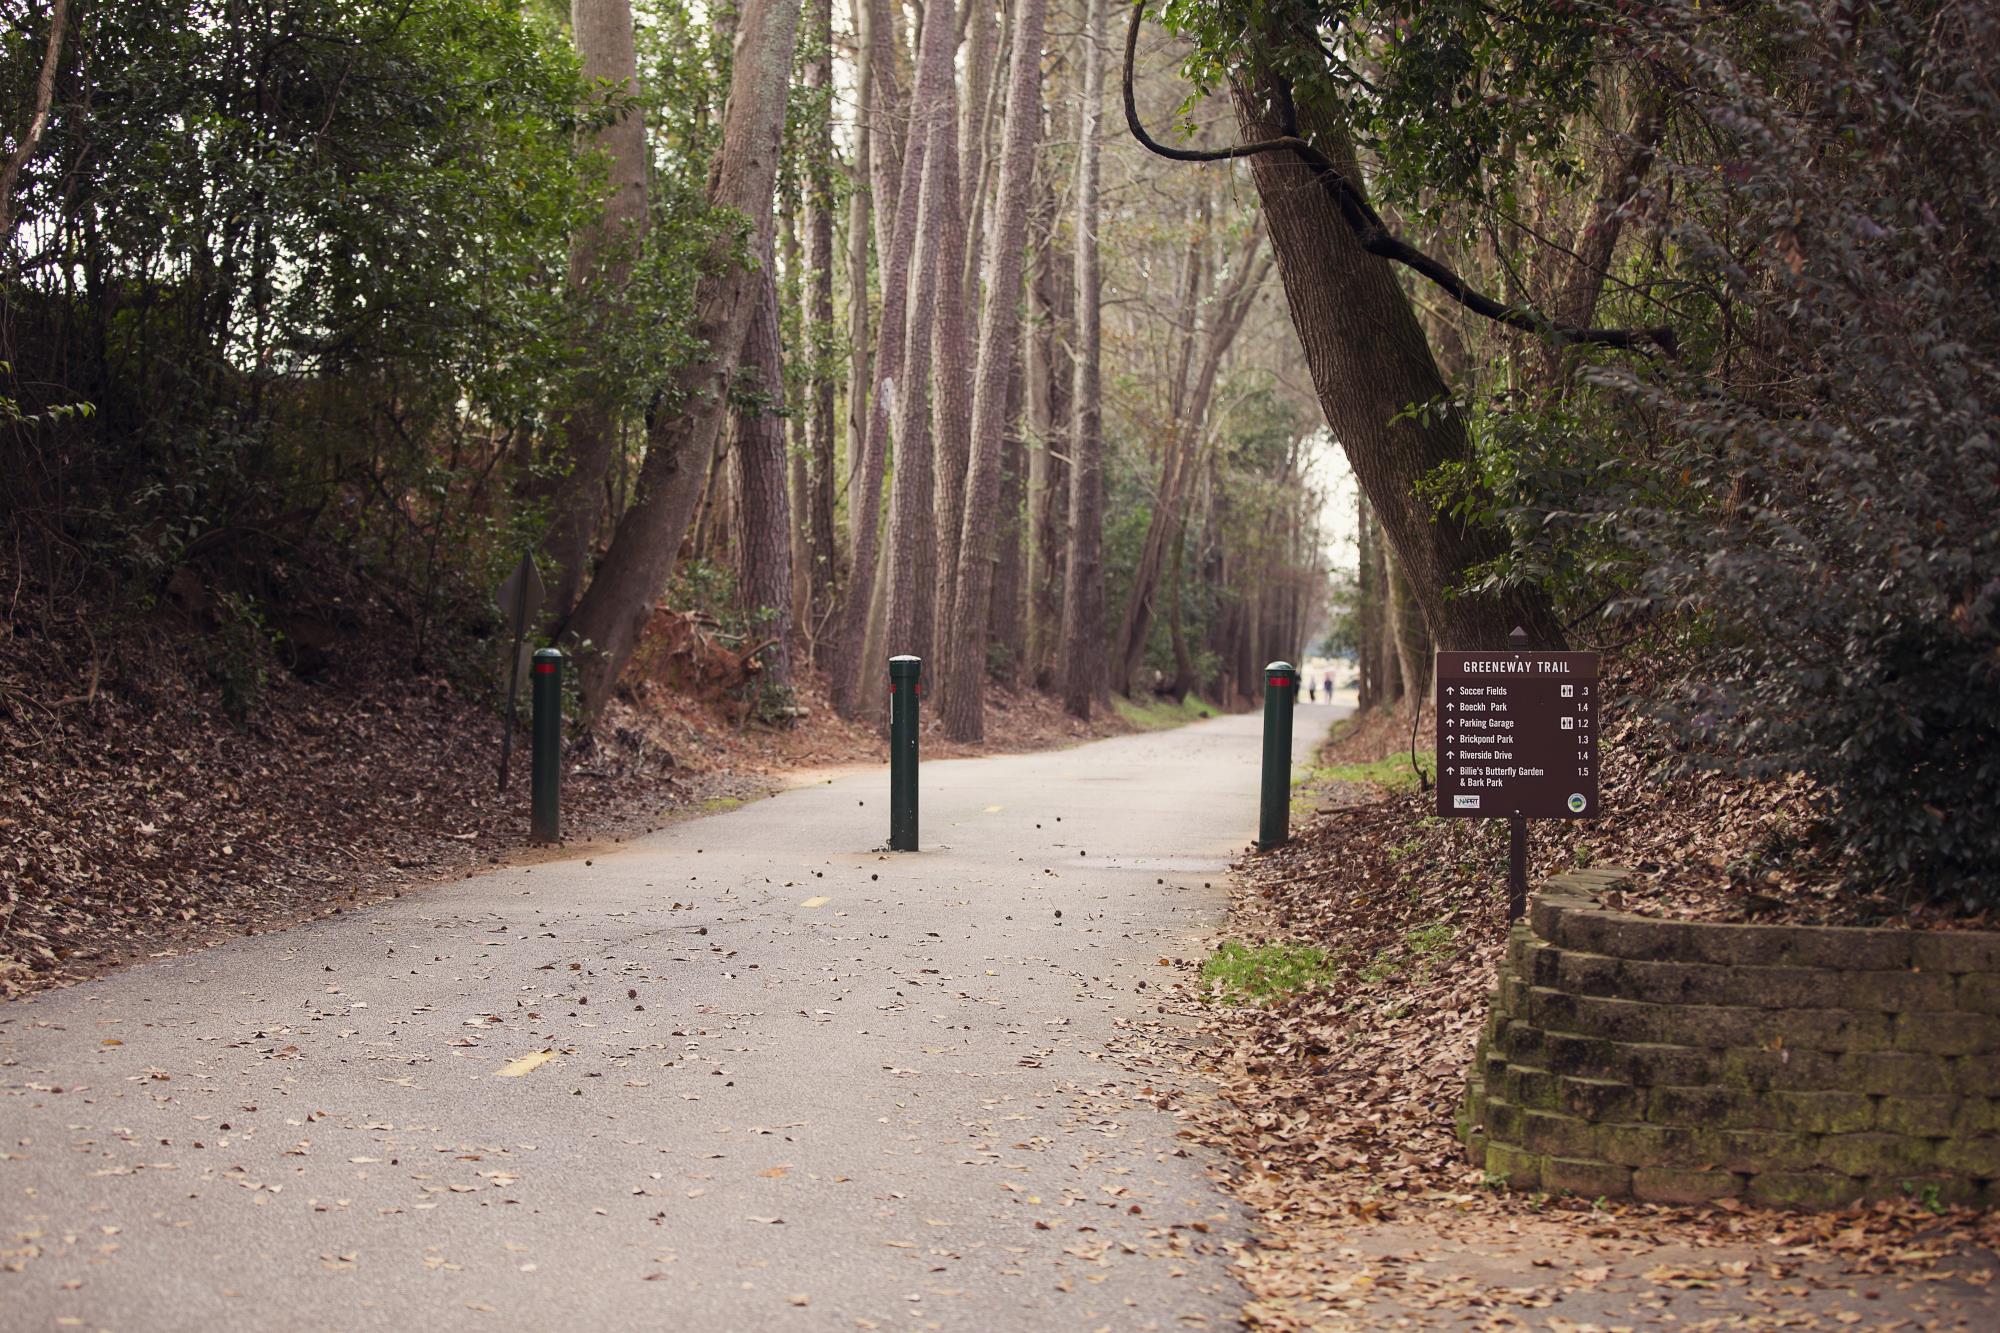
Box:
1460, 869, 2000, 1208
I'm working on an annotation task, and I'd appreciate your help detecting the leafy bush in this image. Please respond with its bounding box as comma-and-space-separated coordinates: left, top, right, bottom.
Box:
1574, 1, 2000, 903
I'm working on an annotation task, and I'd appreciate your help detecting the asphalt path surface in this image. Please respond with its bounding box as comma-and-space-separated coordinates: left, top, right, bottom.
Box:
3, 701, 1344, 1331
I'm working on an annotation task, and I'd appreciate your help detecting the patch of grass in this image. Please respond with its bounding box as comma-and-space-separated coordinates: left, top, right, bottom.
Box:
1114, 692, 1216, 731
699, 796, 747, 814
1405, 921, 1455, 956
1200, 940, 1339, 1004
1299, 749, 1436, 794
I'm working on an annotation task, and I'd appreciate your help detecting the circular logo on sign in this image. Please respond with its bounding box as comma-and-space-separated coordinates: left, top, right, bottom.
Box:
1567, 793, 1587, 813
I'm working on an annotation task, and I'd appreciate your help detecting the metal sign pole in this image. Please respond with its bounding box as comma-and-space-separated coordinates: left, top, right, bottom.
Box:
494, 552, 545, 792
888, 656, 922, 851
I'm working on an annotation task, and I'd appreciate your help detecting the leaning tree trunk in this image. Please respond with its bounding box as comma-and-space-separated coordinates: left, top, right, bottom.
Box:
937, 0, 1047, 739
733, 265, 795, 690
542, 0, 648, 624
1110, 227, 1266, 695
563, 0, 803, 718
1059, 0, 1108, 720
1231, 69, 1563, 653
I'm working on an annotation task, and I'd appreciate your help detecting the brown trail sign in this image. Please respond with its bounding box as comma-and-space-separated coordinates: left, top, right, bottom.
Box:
1435, 630, 1600, 919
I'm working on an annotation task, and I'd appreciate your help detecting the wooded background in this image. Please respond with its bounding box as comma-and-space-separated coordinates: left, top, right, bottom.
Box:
2, 0, 1994, 902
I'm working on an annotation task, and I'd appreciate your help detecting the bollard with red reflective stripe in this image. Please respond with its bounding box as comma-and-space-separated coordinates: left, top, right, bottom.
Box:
888, 655, 921, 850
1259, 660, 1297, 849
531, 647, 563, 843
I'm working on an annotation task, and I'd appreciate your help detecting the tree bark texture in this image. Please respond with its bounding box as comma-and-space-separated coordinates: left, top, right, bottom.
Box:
1024, 201, 1071, 690
1059, 0, 1108, 720
563, 0, 803, 718
989, 338, 1028, 681
844, 0, 875, 500
733, 265, 796, 688
1389, 545, 1429, 708
936, 0, 1047, 739
926, 32, 975, 667
798, 0, 840, 657
883, 0, 961, 668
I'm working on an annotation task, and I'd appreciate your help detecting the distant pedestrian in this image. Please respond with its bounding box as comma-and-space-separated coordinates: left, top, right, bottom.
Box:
1308, 680, 1318, 703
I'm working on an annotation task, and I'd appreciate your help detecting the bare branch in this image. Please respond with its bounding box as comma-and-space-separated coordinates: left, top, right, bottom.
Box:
1118, 1, 1676, 355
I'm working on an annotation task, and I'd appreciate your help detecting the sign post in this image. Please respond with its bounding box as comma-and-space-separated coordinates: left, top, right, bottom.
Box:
1436, 628, 1599, 919
1259, 661, 1298, 849
530, 647, 563, 843
494, 552, 546, 792
888, 656, 922, 851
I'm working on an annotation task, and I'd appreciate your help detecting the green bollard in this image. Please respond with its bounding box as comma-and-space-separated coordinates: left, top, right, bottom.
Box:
531, 647, 563, 843
1258, 660, 1297, 849
888, 655, 921, 851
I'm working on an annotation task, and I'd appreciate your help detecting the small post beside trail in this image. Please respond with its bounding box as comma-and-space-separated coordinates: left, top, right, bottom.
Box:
888, 655, 922, 851
1259, 660, 1297, 850
530, 647, 563, 843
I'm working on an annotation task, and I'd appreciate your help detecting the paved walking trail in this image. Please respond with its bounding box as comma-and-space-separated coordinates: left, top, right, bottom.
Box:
3, 703, 1343, 1331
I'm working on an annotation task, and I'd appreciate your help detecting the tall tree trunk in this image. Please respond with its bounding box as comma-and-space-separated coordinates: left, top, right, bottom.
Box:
1168, 519, 1195, 697
926, 14, 976, 673
1374, 521, 1402, 705
734, 264, 795, 689
1024, 189, 1070, 688
989, 338, 1028, 682
1389, 547, 1429, 708
563, 0, 803, 718
958, 0, 1000, 305
863, 0, 905, 261
829, 0, 936, 718
799, 0, 839, 658
883, 0, 960, 667
844, 0, 875, 502
784, 207, 811, 644
1231, 68, 1562, 652
543, 0, 647, 623
937, 0, 1047, 739
1059, 0, 1107, 720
